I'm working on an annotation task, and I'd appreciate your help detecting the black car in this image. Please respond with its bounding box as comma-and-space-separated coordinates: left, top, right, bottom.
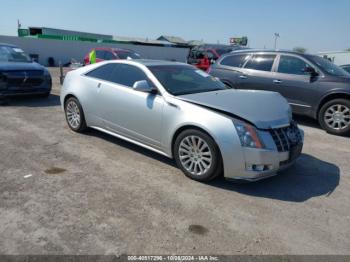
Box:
341, 64, 350, 74
0, 43, 52, 100
209, 49, 350, 136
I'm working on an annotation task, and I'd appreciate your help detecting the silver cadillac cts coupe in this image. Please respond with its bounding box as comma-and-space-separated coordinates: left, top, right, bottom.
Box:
60, 60, 304, 182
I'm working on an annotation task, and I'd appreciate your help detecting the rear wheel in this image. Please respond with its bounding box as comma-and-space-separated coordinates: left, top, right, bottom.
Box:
64, 97, 87, 133
174, 129, 222, 182
318, 98, 350, 136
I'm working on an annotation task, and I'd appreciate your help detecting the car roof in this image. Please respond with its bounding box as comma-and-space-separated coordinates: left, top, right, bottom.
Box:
93, 47, 135, 52
230, 49, 313, 56
0, 43, 17, 48
102, 59, 189, 67
127, 59, 189, 67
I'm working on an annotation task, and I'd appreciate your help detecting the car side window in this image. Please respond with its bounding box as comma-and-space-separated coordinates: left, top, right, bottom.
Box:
109, 64, 149, 87
206, 51, 215, 60
277, 55, 313, 75
95, 50, 105, 60
220, 54, 250, 68
244, 54, 276, 72
104, 51, 115, 60
85, 64, 115, 81
196, 51, 206, 59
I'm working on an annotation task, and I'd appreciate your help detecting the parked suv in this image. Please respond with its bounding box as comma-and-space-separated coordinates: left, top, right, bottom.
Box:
209, 50, 350, 136
84, 47, 141, 65
187, 44, 243, 71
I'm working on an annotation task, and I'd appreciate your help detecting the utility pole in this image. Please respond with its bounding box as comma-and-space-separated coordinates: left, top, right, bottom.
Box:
274, 33, 280, 49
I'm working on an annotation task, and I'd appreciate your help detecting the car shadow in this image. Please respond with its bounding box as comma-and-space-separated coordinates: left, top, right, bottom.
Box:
0, 94, 61, 107
81, 129, 340, 202
207, 153, 340, 202
293, 114, 320, 129
82, 128, 177, 167
293, 114, 350, 138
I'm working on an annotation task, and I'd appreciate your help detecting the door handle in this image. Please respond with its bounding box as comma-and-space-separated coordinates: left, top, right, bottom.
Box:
239, 75, 247, 79
273, 79, 282, 84
97, 83, 102, 88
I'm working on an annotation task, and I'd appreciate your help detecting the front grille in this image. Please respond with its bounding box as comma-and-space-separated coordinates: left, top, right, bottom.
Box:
5, 70, 44, 88
269, 122, 302, 152
7, 78, 44, 87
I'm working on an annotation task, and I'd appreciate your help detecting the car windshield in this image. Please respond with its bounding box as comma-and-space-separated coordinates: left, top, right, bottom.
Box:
308, 55, 350, 77
0, 46, 31, 62
148, 65, 227, 95
117, 51, 141, 60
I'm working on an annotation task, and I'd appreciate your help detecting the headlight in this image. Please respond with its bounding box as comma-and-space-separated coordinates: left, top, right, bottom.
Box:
233, 120, 264, 149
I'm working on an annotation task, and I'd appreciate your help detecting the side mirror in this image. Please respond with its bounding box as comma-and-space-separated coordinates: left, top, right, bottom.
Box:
133, 80, 157, 94
303, 66, 318, 77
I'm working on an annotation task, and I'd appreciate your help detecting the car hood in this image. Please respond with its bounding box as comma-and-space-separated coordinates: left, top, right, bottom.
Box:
0, 62, 44, 71
178, 89, 291, 129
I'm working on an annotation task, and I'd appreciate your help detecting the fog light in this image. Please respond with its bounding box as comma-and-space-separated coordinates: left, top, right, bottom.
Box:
246, 164, 270, 172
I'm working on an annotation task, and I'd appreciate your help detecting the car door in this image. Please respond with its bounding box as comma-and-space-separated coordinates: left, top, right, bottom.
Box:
98, 63, 164, 149
83, 63, 117, 126
211, 53, 251, 88
272, 54, 321, 114
237, 53, 278, 90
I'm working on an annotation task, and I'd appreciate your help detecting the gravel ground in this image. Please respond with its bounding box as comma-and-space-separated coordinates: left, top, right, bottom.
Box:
0, 68, 349, 255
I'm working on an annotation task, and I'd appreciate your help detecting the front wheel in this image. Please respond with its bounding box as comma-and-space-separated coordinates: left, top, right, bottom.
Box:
64, 97, 87, 133
318, 98, 350, 136
174, 129, 222, 182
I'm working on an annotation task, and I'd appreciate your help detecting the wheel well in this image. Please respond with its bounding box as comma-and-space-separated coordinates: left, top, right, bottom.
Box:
171, 125, 223, 164
317, 93, 350, 118
63, 94, 77, 106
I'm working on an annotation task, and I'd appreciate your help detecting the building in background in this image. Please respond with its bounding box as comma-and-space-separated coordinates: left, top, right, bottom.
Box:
0, 26, 192, 66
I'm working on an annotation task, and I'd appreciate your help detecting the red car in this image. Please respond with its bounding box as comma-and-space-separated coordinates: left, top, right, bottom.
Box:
84, 47, 141, 65
187, 44, 244, 71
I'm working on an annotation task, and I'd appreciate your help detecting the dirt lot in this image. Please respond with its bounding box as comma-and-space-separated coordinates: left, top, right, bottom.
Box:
0, 68, 349, 255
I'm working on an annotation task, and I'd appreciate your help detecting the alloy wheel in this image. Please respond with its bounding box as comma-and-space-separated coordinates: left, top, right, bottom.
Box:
324, 104, 350, 130
66, 101, 81, 129
178, 135, 212, 176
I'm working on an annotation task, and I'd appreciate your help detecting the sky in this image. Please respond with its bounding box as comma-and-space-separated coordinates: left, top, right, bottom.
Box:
1, 0, 349, 53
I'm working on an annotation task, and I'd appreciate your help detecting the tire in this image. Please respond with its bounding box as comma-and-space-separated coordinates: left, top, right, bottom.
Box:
174, 129, 222, 182
64, 97, 87, 133
318, 98, 350, 136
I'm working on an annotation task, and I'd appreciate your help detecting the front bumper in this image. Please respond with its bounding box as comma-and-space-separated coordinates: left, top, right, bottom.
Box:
223, 128, 304, 182
0, 79, 52, 98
